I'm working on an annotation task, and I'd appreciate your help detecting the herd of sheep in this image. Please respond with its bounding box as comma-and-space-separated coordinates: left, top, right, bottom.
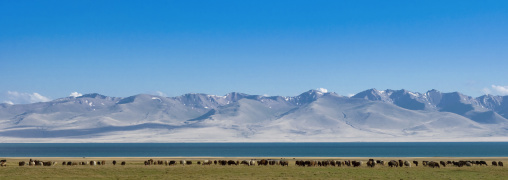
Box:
12, 159, 126, 166
1, 158, 504, 168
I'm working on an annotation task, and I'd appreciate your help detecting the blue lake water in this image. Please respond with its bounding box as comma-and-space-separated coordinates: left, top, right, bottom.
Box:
1, 142, 508, 157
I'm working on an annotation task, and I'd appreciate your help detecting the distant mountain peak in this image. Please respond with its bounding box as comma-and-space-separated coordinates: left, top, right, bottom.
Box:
78, 93, 108, 99
351, 88, 385, 101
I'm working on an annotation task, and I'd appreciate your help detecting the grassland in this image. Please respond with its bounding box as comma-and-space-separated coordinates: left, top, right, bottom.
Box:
1, 157, 507, 179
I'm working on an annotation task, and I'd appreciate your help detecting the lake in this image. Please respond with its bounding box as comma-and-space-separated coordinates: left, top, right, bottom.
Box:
1, 142, 507, 157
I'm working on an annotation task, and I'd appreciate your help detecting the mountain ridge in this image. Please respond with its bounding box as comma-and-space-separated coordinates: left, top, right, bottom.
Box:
0, 89, 507, 142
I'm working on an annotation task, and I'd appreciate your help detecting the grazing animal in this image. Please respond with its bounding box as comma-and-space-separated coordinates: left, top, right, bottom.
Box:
336, 160, 342, 167
180, 160, 186, 165
398, 160, 403, 168
345, 160, 351, 167
428, 161, 440, 168
258, 159, 268, 166
440, 161, 446, 167
241, 160, 250, 166
352, 161, 362, 167
367, 159, 376, 167
280, 160, 289, 166
90, 161, 96, 166
227, 160, 236, 165
62, 161, 66, 166
295, 160, 304, 166
388, 160, 398, 167
404, 161, 411, 167
121, 161, 126, 165
113, 160, 117, 165
492, 161, 498, 166
0, 159, 6, 167
186, 161, 193, 165
465, 162, 472, 166
101, 161, 106, 165
422, 161, 428, 166
413, 161, 418, 166
498, 161, 503, 167
19, 161, 26, 166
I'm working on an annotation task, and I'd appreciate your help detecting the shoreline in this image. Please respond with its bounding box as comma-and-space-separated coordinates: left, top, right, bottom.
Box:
4, 157, 508, 161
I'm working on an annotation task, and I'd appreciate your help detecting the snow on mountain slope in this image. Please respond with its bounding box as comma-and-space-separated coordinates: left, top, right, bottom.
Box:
0, 89, 507, 142
272, 94, 492, 139
352, 89, 508, 125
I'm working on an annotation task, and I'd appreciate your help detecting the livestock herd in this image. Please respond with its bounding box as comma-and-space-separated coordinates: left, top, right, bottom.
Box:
12, 159, 126, 167
0, 158, 504, 168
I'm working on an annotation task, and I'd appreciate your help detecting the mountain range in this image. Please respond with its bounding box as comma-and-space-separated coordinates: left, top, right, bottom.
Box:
1, 88, 507, 142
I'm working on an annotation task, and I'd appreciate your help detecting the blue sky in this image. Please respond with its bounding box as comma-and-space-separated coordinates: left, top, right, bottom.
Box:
1, 0, 508, 104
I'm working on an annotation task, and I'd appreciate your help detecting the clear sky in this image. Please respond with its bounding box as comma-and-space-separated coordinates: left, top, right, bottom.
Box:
1, 0, 508, 104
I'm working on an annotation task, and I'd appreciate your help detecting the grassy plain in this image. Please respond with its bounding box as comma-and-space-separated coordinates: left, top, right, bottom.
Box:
1, 157, 507, 179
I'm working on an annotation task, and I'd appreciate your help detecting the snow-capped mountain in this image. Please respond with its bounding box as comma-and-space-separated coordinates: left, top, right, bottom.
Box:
0, 88, 507, 142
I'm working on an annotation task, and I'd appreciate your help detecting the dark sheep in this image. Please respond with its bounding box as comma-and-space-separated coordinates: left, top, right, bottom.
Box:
258, 159, 268, 166
440, 161, 446, 167
480, 161, 488, 166
428, 161, 440, 168
43, 161, 53, 166
388, 160, 398, 167
280, 160, 289, 166
227, 160, 236, 165
352, 161, 362, 167
413, 161, 418, 166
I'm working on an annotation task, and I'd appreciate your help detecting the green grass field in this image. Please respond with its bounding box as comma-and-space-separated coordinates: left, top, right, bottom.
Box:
1, 159, 507, 179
